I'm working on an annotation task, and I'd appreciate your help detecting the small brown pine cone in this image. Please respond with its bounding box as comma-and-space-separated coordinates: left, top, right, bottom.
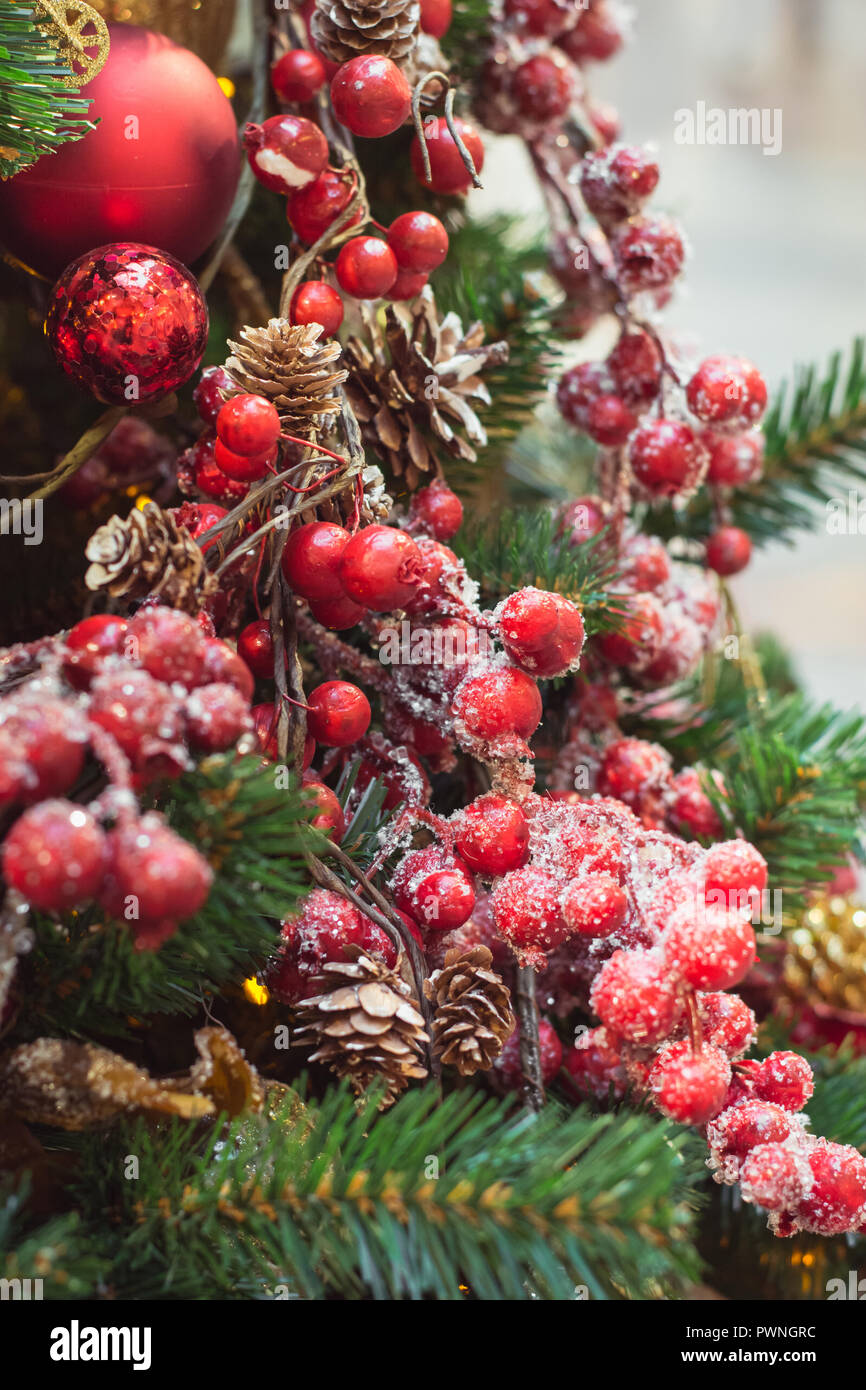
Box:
424, 946, 515, 1076
224, 319, 346, 445
84, 502, 218, 614
293, 951, 428, 1108
310, 0, 420, 67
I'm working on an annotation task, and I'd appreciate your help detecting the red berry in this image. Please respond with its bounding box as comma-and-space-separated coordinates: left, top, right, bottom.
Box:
512, 53, 574, 123
216, 395, 281, 457
589, 99, 620, 143
169, 501, 227, 553
686, 355, 767, 429
237, 620, 275, 680
251, 702, 279, 758
557, 495, 606, 546
410, 116, 484, 195
191, 434, 250, 503
598, 737, 671, 811
504, 0, 569, 37
497, 1018, 563, 1090
560, 873, 627, 937
339, 525, 422, 611
668, 767, 722, 839
287, 169, 363, 244
271, 47, 326, 104
612, 214, 685, 295
302, 772, 345, 841
289, 280, 344, 335
704, 840, 767, 902
607, 328, 663, 405
281, 521, 350, 601
649, 1041, 731, 1126
331, 55, 411, 139
705, 429, 765, 486
580, 144, 659, 223
740, 1143, 809, 1212
707, 1100, 793, 1162
620, 535, 671, 593
420, 0, 452, 38
306, 680, 371, 747
88, 669, 183, 765
556, 361, 609, 429
335, 236, 398, 300
585, 392, 636, 446
452, 667, 543, 748
387, 267, 428, 301
0, 697, 88, 806
393, 846, 475, 931
184, 683, 252, 752
409, 479, 463, 540
308, 591, 366, 630
2, 800, 106, 910
490, 866, 569, 968
751, 1052, 814, 1111
664, 901, 756, 991
201, 640, 255, 701
193, 365, 235, 426
698, 992, 756, 1057
63, 614, 129, 690
127, 607, 207, 688
214, 438, 275, 482
558, 2, 624, 63
591, 947, 681, 1044
564, 1027, 627, 1100
628, 418, 707, 497
497, 587, 585, 678
387, 211, 449, 273
244, 114, 328, 194
101, 816, 212, 922
796, 1141, 866, 1236
455, 793, 529, 875
706, 525, 752, 576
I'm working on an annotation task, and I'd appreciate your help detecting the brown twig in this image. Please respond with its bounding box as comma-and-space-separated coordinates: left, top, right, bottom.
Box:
515, 965, 544, 1113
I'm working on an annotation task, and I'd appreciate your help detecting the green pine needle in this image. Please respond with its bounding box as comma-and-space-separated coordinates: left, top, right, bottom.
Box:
0, 3, 98, 179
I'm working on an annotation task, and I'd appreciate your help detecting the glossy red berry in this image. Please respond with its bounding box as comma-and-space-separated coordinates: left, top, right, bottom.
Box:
408, 480, 463, 541
512, 53, 574, 122
63, 614, 129, 690
705, 429, 765, 486
628, 418, 707, 497
706, 525, 752, 576
649, 1041, 731, 1126
796, 1141, 866, 1236
664, 901, 756, 991
580, 144, 660, 223
497, 587, 585, 678
193, 365, 235, 426
281, 521, 350, 601
612, 214, 685, 295
289, 280, 344, 335
455, 794, 529, 875
387, 211, 449, 273
244, 114, 328, 194
704, 840, 767, 901
410, 116, 484, 194
202, 640, 255, 702
339, 525, 422, 610
420, 0, 452, 38
271, 48, 326, 104
237, 620, 275, 680
101, 817, 212, 922
393, 846, 475, 931
607, 328, 663, 405
2, 800, 106, 910
331, 55, 411, 138
308, 591, 366, 629
307, 680, 371, 747
184, 683, 252, 752
335, 236, 398, 299
686, 355, 767, 429
169, 501, 227, 553
286, 169, 363, 244
216, 395, 281, 458
590, 948, 680, 1044
560, 874, 627, 937
387, 266, 428, 301
558, 2, 624, 63
452, 667, 543, 748
490, 866, 569, 968
127, 607, 208, 688
191, 434, 250, 503
214, 438, 275, 482
302, 772, 346, 841
751, 1051, 814, 1111
251, 702, 279, 758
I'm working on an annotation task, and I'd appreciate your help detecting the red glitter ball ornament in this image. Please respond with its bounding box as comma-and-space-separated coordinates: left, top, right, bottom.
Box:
45, 243, 208, 405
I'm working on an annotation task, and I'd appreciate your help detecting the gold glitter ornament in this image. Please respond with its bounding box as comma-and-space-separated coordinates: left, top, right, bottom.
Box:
33, 0, 110, 87
784, 894, 866, 1016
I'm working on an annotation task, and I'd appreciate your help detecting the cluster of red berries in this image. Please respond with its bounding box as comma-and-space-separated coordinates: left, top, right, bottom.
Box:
62, 415, 176, 511
595, 735, 725, 838
265, 887, 402, 1004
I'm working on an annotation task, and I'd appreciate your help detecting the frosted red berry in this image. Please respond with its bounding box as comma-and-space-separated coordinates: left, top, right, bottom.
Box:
607, 328, 663, 405
331, 55, 411, 139
751, 1051, 814, 1111
335, 236, 398, 300
2, 799, 106, 910
289, 280, 344, 335
452, 667, 543, 746
127, 607, 207, 689
281, 521, 350, 601
557, 495, 606, 546
237, 620, 275, 680
287, 169, 362, 244
504, 0, 569, 37
560, 874, 628, 937
88, 669, 183, 764
0, 698, 87, 805
706, 1100, 793, 1162
387, 211, 449, 273
455, 793, 530, 875
338, 525, 422, 610
704, 840, 767, 900
590, 947, 681, 1044
490, 866, 570, 968
698, 992, 756, 1057
739, 1143, 809, 1212
307, 680, 371, 747
628, 418, 707, 497
649, 1040, 731, 1126
512, 53, 574, 123
393, 847, 476, 931
686, 355, 767, 429
598, 738, 671, 812
101, 817, 212, 922
409, 479, 463, 540
664, 901, 756, 991
580, 144, 660, 223
795, 1141, 866, 1236
184, 683, 252, 752
271, 48, 326, 104
497, 587, 585, 678
586, 393, 637, 446
202, 639, 255, 701
706, 525, 752, 576
612, 214, 685, 295
62, 614, 128, 690
558, 2, 624, 63
244, 114, 328, 194
556, 361, 609, 429
705, 429, 765, 486
410, 116, 484, 195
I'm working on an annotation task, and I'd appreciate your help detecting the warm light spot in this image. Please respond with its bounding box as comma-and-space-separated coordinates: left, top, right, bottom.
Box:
134, 494, 154, 511
244, 976, 269, 1005
217, 77, 236, 99
802, 1252, 815, 1267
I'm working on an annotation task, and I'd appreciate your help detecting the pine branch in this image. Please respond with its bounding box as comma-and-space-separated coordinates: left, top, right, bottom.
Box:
0, 3, 98, 179
438, 0, 494, 82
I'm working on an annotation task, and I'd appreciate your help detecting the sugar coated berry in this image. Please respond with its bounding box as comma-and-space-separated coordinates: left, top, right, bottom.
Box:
452, 667, 543, 746
410, 116, 484, 195
751, 1051, 814, 1111
649, 1041, 731, 1126
202, 639, 255, 702
490, 866, 569, 968
420, 0, 452, 38
580, 144, 660, 223
560, 874, 627, 937
88, 668, 183, 764
795, 1140, 866, 1236
339, 525, 422, 610
307, 680, 371, 747
289, 280, 343, 336
63, 613, 129, 690
184, 683, 252, 752
335, 236, 398, 300
244, 114, 328, 194
558, 2, 624, 63
557, 495, 606, 546
698, 992, 756, 1057
590, 948, 681, 1044
193, 365, 235, 426
309, 591, 366, 629
409, 479, 463, 540
504, 0, 568, 36
598, 593, 664, 671
740, 1143, 810, 1212
497, 587, 585, 678
586, 393, 637, 446
669, 767, 722, 839
620, 535, 671, 593
127, 607, 207, 688
707, 1100, 793, 1163
706, 525, 752, 576
664, 901, 756, 991
706, 429, 765, 486
612, 214, 685, 296
0, 697, 87, 805
237, 620, 275, 680
302, 772, 345, 841
387, 211, 449, 273
556, 361, 609, 430
281, 520, 350, 601
628, 418, 707, 497
2, 800, 106, 910
607, 328, 662, 405
686, 355, 767, 429
455, 793, 529, 875
598, 737, 671, 811
393, 846, 475, 931
387, 267, 428, 301
512, 53, 574, 123
287, 169, 362, 244
214, 438, 275, 482
101, 817, 212, 922
497, 1018, 563, 1090
216, 395, 281, 458
704, 840, 767, 899
331, 55, 411, 139
271, 47, 326, 104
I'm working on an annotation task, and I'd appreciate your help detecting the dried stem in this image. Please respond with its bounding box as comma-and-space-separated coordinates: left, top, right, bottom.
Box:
515, 965, 544, 1113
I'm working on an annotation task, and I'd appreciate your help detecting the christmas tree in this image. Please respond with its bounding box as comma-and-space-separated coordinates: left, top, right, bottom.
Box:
1, 0, 865, 1307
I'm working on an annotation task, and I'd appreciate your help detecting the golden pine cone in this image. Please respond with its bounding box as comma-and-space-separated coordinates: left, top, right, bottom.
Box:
310, 0, 420, 67
293, 951, 428, 1108
424, 946, 515, 1075
224, 319, 346, 444
784, 894, 866, 1016
84, 502, 218, 614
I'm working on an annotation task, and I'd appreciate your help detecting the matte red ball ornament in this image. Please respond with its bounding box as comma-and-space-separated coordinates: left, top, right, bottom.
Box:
335, 236, 398, 300
45, 243, 208, 405
330, 55, 412, 139
0, 24, 240, 277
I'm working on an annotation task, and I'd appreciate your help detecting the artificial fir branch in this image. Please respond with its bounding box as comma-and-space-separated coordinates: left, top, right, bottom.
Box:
0, 1, 98, 179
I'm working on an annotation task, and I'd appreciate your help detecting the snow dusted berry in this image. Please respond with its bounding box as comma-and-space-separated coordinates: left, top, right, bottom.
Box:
795, 1141, 866, 1236
740, 1143, 810, 1212
706, 1100, 793, 1165
598, 593, 664, 670
330, 55, 412, 139
101, 816, 212, 923
704, 840, 767, 901
496, 1018, 563, 1090
339, 525, 422, 610
282, 521, 350, 601
393, 846, 475, 931
607, 328, 663, 406
0, 697, 87, 805
586, 393, 637, 446
686, 355, 767, 430
452, 666, 543, 755
237, 620, 275, 680
267, 888, 396, 1002
184, 683, 253, 752
497, 587, 585, 678
628, 419, 708, 497
410, 116, 484, 195
598, 738, 672, 815
302, 773, 345, 841
556, 361, 609, 429
244, 114, 329, 194
706, 525, 752, 576
504, 0, 569, 36
455, 793, 529, 875
664, 900, 756, 991
611, 215, 685, 296
558, 1, 624, 63
202, 639, 255, 701
2, 800, 106, 910
127, 607, 208, 689
705, 429, 765, 487
619, 535, 671, 592
649, 1040, 731, 1126
306, 680, 371, 747
751, 1052, 814, 1111
565, 1027, 627, 1100
590, 947, 681, 1045
698, 992, 756, 1057
557, 495, 606, 546
88, 669, 183, 768
668, 767, 722, 840
63, 614, 129, 690
580, 144, 659, 224
560, 873, 628, 937
512, 52, 575, 123
491, 866, 570, 968
409, 479, 463, 540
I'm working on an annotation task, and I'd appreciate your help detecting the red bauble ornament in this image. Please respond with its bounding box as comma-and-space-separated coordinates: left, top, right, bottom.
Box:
410, 116, 484, 194
287, 169, 362, 244
330, 56, 411, 139
335, 236, 398, 300
306, 681, 372, 747
271, 48, 327, 104
387, 211, 449, 273
0, 25, 240, 276
244, 114, 329, 195
45, 243, 208, 405
289, 280, 344, 335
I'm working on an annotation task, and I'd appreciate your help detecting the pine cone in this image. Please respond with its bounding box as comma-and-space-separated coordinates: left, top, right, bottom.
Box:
293, 950, 428, 1108
224, 319, 346, 444
84, 502, 218, 614
343, 285, 509, 489
424, 946, 515, 1075
310, 0, 420, 68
